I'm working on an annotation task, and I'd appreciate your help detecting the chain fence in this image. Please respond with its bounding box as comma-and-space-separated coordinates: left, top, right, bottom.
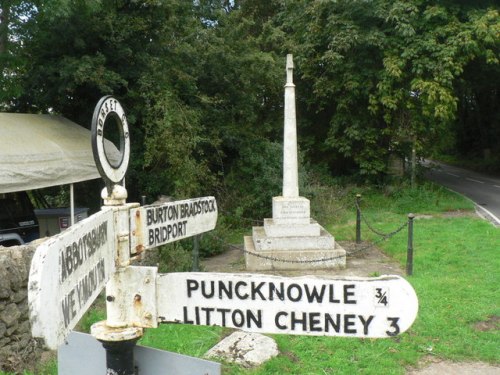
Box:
355, 198, 408, 238
204, 197, 411, 266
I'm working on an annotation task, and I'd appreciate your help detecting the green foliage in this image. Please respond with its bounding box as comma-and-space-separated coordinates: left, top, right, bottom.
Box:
152, 220, 232, 270
141, 92, 215, 198
2, 0, 499, 202
0, 1, 37, 110
276, 0, 500, 177
156, 241, 194, 273
77, 299, 106, 333
199, 220, 232, 257
223, 139, 282, 219
304, 171, 354, 226
0, 360, 57, 375
433, 153, 500, 175
357, 181, 474, 216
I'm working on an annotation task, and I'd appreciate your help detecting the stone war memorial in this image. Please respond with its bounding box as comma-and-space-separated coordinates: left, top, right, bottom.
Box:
245, 54, 347, 271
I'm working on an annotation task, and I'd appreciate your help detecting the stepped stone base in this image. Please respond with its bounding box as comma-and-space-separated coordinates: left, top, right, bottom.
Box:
244, 232, 346, 271
245, 195, 346, 271
263, 218, 321, 237
253, 226, 334, 250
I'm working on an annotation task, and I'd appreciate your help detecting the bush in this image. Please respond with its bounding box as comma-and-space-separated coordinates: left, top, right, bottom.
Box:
222, 138, 316, 222
156, 241, 194, 273
222, 139, 282, 220
198, 219, 232, 258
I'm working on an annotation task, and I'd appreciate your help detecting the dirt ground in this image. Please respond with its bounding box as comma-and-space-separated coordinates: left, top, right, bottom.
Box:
201, 241, 500, 375
406, 357, 500, 375
201, 241, 404, 277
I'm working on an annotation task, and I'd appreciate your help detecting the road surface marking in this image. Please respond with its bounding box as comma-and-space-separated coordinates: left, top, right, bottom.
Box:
447, 173, 460, 177
475, 205, 500, 226
466, 178, 485, 184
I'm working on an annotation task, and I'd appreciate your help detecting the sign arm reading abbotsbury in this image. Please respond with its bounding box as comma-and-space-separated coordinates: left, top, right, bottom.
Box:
28, 208, 116, 349
28, 90, 417, 374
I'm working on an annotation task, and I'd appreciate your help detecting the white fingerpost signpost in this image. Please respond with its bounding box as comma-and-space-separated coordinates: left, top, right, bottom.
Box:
28, 95, 219, 374
28, 91, 418, 375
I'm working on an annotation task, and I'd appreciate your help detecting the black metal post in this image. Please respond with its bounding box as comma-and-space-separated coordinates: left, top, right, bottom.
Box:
100, 338, 139, 375
141, 195, 146, 206
192, 234, 200, 271
406, 213, 415, 276
356, 194, 362, 244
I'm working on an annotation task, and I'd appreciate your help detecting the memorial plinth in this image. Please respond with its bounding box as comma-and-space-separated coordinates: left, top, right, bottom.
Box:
245, 55, 346, 271
245, 197, 346, 270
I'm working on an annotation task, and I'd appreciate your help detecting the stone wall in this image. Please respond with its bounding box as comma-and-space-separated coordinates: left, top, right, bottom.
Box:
0, 241, 46, 372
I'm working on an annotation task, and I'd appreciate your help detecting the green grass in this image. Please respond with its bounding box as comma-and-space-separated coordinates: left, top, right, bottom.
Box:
195, 183, 498, 374
139, 324, 224, 357
0, 360, 56, 375
7, 182, 498, 374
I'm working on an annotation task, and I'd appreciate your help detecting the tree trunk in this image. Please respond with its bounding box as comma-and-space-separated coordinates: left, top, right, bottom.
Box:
0, 1, 10, 55
411, 135, 416, 188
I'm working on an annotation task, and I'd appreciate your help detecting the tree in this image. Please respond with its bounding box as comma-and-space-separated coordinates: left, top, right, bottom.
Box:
4, 0, 498, 214
275, 0, 500, 178
0, 0, 38, 110
370, 2, 499, 170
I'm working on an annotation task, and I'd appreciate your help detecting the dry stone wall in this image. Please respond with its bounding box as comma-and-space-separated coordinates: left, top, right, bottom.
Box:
0, 241, 46, 372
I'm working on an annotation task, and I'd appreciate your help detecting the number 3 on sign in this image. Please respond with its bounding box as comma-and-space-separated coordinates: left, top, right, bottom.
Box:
386, 317, 400, 336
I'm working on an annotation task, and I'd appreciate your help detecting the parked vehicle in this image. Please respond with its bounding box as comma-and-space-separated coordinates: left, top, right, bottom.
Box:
0, 192, 39, 246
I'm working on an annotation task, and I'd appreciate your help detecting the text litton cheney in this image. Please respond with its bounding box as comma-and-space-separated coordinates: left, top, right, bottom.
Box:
181, 279, 384, 335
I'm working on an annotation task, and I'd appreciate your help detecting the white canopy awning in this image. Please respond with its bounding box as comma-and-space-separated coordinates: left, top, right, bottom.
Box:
0, 113, 118, 193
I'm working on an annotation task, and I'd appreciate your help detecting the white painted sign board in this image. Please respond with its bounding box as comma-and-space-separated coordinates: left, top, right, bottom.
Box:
130, 196, 217, 252
28, 208, 116, 349
157, 273, 418, 338
58, 331, 221, 375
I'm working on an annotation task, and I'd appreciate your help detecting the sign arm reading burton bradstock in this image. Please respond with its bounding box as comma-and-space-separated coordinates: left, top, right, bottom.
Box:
27, 96, 418, 374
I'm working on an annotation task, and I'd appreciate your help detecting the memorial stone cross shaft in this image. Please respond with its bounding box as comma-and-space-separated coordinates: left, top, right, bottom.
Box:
283, 54, 299, 198
244, 55, 347, 271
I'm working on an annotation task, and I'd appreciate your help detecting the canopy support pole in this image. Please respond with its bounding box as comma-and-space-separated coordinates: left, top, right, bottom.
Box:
70, 183, 75, 226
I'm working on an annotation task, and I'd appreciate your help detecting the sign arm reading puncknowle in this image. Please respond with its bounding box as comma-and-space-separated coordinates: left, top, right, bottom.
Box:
28, 92, 417, 374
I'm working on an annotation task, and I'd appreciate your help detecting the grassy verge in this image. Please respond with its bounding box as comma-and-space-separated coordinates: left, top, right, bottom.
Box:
234, 184, 497, 374
218, 184, 498, 374
6, 182, 498, 374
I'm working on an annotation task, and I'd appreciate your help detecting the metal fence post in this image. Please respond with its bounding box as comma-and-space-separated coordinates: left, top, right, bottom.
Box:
356, 194, 362, 244
192, 234, 200, 271
406, 213, 415, 276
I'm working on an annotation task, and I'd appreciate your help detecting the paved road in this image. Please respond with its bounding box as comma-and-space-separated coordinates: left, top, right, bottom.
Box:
424, 161, 500, 225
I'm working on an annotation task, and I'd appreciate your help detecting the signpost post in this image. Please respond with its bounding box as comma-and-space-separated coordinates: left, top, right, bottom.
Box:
28, 96, 418, 375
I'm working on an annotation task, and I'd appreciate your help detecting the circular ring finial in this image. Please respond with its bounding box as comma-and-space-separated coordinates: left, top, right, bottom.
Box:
91, 96, 130, 189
